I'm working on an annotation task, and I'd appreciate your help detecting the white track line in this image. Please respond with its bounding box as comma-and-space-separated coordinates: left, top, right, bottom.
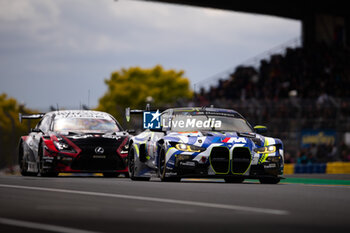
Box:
0, 184, 289, 215
0, 217, 100, 233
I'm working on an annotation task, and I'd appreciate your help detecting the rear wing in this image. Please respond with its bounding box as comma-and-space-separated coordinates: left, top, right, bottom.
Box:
19, 113, 45, 123
125, 104, 151, 122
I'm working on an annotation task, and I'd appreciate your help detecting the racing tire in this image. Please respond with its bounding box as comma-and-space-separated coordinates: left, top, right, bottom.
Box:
259, 177, 280, 184
224, 177, 245, 183
103, 173, 120, 178
19, 143, 31, 176
159, 147, 181, 182
128, 146, 150, 181
38, 142, 58, 177
19, 142, 36, 176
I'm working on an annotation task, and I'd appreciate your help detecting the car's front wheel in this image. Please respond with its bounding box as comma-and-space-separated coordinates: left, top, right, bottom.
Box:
159, 147, 181, 182
128, 145, 150, 181
38, 143, 58, 177
19, 143, 32, 176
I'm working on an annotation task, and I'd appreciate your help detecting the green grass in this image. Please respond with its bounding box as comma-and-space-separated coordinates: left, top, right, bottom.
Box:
281, 178, 350, 185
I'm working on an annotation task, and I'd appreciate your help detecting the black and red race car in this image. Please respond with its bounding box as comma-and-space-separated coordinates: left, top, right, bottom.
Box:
18, 110, 130, 177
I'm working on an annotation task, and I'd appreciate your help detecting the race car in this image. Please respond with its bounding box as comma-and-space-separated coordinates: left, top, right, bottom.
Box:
126, 107, 284, 184
18, 110, 130, 177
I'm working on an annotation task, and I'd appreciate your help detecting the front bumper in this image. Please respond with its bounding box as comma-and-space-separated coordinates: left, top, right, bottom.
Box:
166, 158, 282, 178
42, 152, 128, 173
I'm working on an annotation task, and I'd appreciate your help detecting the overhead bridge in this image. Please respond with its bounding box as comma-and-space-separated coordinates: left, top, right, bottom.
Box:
143, 0, 350, 47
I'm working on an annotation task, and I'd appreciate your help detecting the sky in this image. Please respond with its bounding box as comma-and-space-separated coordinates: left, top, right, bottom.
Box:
0, 0, 300, 110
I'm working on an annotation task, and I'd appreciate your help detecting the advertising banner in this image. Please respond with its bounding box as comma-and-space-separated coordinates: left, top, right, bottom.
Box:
301, 130, 336, 148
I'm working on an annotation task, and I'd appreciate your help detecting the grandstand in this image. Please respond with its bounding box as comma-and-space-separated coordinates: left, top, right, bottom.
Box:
147, 1, 350, 47
192, 43, 350, 164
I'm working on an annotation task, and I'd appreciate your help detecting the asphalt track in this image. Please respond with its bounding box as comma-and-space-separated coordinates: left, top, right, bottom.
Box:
1, 175, 350, 233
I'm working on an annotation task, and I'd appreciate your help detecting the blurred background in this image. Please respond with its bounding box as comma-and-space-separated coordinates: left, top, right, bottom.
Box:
1, 0, 349, 174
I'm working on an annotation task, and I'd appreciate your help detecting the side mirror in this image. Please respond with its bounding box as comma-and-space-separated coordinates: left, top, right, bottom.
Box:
254, 125, 267, 134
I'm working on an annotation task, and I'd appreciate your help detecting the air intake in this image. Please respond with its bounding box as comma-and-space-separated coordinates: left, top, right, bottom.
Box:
210, 147, 229, 174
232, 147, 251, 174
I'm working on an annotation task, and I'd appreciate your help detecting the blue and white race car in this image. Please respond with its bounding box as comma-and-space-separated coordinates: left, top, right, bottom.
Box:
127, 107, 284, 184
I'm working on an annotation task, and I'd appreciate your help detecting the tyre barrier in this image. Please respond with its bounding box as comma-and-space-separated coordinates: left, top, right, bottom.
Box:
284, 162, 350, 174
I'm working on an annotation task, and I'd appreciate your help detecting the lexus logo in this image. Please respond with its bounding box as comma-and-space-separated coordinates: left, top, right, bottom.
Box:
95, 147, 104, 154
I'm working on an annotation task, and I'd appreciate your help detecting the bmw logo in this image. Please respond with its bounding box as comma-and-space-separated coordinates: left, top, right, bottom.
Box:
95, 147, 104, 154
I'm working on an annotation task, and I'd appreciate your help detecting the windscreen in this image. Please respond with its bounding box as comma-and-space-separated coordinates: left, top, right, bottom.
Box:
53, 118, 120, 132
167, 111, 253, 133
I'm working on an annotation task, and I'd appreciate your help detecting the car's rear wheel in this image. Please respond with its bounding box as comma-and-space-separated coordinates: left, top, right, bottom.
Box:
128, 146, 150, 181
224, 177, 245, 183
259, 177, 280, 184
19, 143, 32, 176
159, 147, 181, 182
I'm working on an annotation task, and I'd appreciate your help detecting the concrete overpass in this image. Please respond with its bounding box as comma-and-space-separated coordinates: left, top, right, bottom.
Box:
145, 0, 350, 47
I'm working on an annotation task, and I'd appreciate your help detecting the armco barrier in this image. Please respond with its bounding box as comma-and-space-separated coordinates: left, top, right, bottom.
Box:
283, 162, 350, 174
283, 164, 294, 175
326, 162, 350, 174
294, 163, 327, 174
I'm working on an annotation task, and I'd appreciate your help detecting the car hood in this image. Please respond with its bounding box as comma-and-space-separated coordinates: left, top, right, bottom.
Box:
49, 131, 129, 145
165, 131, 265, 147
52, 130, 127, 138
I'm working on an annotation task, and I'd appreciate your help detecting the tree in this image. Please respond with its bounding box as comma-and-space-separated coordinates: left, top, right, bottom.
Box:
0, 94, 36, 169
97, 65, 193, 123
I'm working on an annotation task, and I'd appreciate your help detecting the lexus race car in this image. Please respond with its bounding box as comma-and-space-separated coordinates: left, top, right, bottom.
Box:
127, 107, 284, 184
18, 110, 129, 177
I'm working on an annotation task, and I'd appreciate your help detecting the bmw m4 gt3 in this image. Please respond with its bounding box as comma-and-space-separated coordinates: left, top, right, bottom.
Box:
18, 110, 129, 177
127, 107, 284, 184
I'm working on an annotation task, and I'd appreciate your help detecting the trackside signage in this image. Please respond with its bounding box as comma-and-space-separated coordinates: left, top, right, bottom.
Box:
143, 110, 222, 130
143, 111, 162, 129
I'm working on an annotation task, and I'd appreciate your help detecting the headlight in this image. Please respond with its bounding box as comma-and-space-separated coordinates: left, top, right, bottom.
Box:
120, 144, 129, 154
175, 143, 205, 152
123, 144, 129, 150
53, 141, 70, 150
53, 140, 76, 153
254, 145, 276, 154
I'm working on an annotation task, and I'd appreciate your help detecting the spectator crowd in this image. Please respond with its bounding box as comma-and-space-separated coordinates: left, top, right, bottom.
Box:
192, 43, 350, 163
